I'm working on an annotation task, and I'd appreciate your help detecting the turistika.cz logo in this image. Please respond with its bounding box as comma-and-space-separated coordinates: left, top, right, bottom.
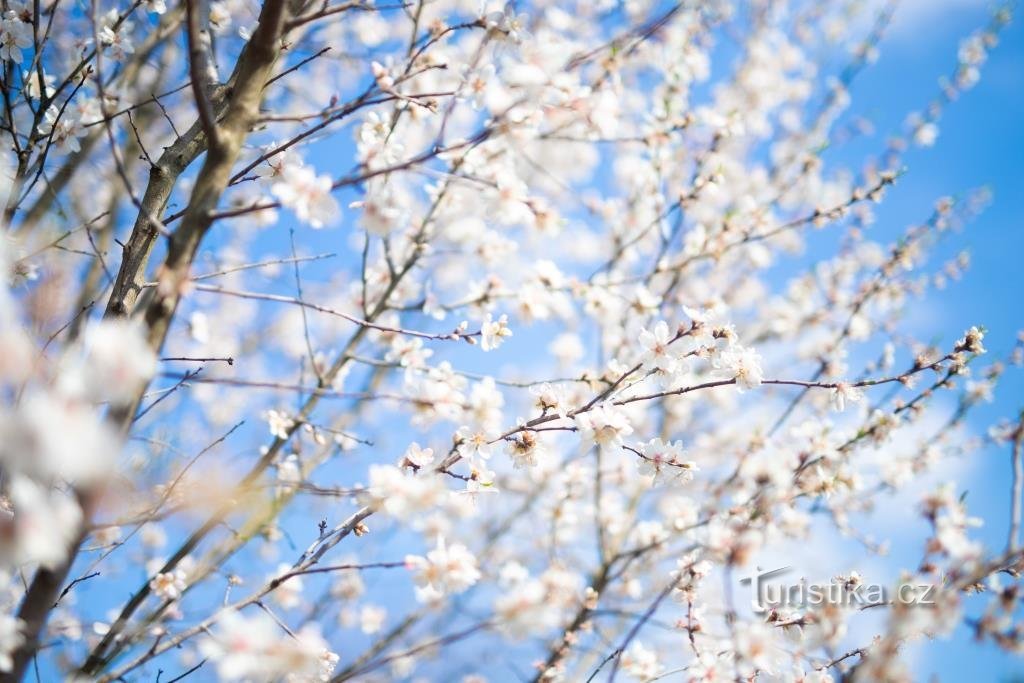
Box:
740, 566, 937, 614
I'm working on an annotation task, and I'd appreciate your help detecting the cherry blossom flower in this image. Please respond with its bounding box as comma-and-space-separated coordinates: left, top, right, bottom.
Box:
359, 605, 386, 634
1, 476, 83, 569
362, 464, 447, 518
386, 336, 433, 369
58, 319, 157, 405
717, 345, 765, 391
637, 438, 697, 481
265, 409, 295, 440
22, 69, 54, 99
351, 180, 404, 234
149, 570, 187, 601
460, 63, 496, 109
39, 107, 85, 154
480, 313, 512, 351
576, 404, 634, 449
956, 325, 987, 354
405, 537, 481, 601
530, 382, 568, 417
621, 641, 660, 680
402, 442, 435, 469
733, 621, 779, 674
209, 1, 232, 34
275, 454, 302, 496
913, 122, 939, 147
455, 427, 497, 464
505, 430, 543, 468
0, 391, 116, 484
272, 164, 340, 228
0, 12, 30, 63
98, 11, 134, 60
830, 382, 863, 412
199, 610, 336, 681
639, 320, 679, 373
484, 5, 529, 44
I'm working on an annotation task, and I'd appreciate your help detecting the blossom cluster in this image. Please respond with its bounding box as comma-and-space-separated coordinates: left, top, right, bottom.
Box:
0, 0, 1020, 681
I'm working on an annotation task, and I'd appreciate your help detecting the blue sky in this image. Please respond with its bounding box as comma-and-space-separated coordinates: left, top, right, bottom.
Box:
813, 3, 1024, 680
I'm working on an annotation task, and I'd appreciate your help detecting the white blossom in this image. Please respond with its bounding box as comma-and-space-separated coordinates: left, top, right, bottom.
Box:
717, 345, 764, 391
1, 476, 82, 569
830, 382, 863, 412
405, 537, 481, 601
199, 610, 335, 681
98, 10, 134, 60
0, 615, 24, 673
638, 321, 679, 373
575, 404, 633, 449
638, 438, 697, 481
480, 313, 512, 351
402, 442, 435, 469
0, 12, 30, 63
58, 319, 157, 405
272, 164, 340, 228
149, 570, 187, 601
359, 605, 386, 634
266, 409, 296, 439
362, 464, 447, 519
620, 641, 660, 680
0, 4, 1017, 679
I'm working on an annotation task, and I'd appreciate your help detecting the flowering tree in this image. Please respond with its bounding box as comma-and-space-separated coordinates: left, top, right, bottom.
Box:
1, 0, 1022, 680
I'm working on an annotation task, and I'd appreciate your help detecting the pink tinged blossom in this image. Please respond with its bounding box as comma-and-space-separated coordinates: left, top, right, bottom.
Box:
149, 570, 187, 601
638, 320, 678, 373
638, 438, 697, 481
621, 641, 661, 680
